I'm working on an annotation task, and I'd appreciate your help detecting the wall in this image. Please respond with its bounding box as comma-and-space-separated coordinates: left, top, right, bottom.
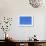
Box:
0, 0, 46, 40
44, 15, 46, 40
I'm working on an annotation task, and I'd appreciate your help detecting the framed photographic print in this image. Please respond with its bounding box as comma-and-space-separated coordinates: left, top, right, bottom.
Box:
18, 16, 33, 27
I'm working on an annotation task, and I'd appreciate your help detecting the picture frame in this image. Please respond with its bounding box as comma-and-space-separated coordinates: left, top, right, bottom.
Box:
18, 16, 33, 27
